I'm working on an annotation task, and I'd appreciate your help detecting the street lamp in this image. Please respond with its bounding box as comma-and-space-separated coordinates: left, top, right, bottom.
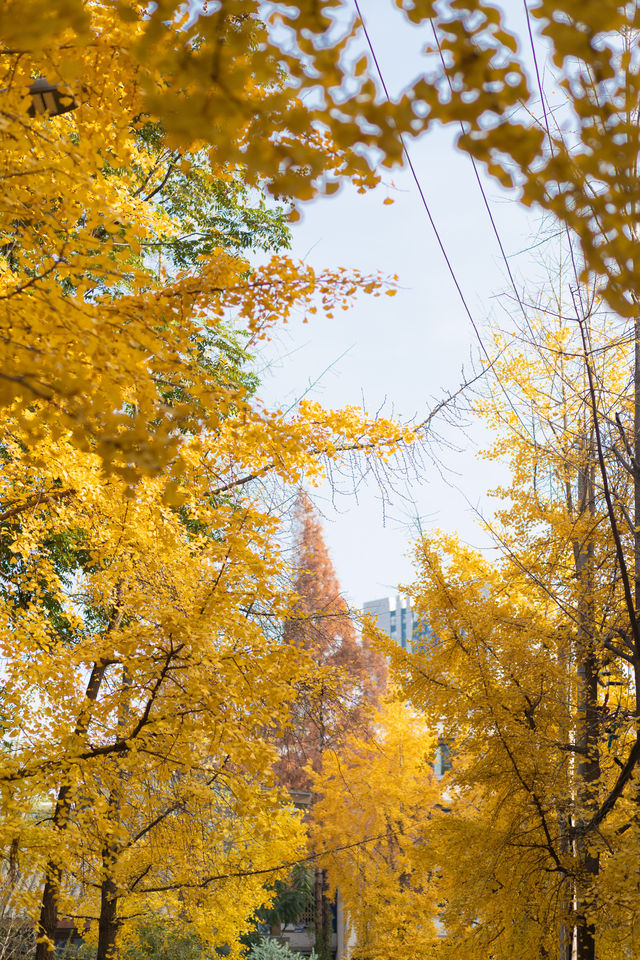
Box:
27, 77, 77, 117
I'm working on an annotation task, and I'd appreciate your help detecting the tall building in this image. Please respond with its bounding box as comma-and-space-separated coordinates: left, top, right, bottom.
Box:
362, 593, 423, 650
363, 593, 448, 776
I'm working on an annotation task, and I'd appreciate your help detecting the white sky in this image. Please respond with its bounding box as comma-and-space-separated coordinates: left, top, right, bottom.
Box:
256, 0, 561, 608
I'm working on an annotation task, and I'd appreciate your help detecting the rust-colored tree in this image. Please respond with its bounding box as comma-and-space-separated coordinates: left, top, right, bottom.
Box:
275, 490, 386, 960
277, 490, 386, 789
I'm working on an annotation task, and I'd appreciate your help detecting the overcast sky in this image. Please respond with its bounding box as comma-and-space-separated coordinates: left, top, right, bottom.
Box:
256, 0, 560, 608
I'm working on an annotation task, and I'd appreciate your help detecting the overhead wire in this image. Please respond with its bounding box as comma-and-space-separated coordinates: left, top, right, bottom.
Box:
427, 8, 589, 440
522, 0, 584, 305
352, 0, 487, 359
353, 0, 538, 354
428, 19, 530, 326
352, 0, 531, 434
428, 12, 588, 438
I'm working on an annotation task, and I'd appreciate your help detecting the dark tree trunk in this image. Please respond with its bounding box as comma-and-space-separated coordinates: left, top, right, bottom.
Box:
34, 592, 123, 960
96, 665, 130, 960
556, 634, 573, 960
574, 636, 599, 960
573, 442, 599, 960
576, 919, 596, 960
96, 871, 119, 960
314, 868, 331, 960
34, 663, 110, 960
34, 869, 62, 960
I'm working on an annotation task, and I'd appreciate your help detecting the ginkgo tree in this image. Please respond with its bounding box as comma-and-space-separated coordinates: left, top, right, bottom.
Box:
1, 0, 628, 482
310, 697, 442, 960
380, 288, 640, 960
1, 430, 302, 960
0, 1, 408, 480
0, 5, 437, 957
0, 390, 416, 960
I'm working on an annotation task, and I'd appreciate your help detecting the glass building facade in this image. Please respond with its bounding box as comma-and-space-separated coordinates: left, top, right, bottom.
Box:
362, 594, 431, 650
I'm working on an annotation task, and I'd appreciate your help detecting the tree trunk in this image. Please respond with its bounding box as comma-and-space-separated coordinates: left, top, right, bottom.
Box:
34, 660, 111, 960
96, 862, 119, 960
556, 626, 573, 960
631, 303, 640, 783
573, 444, 599, 960
34, 870, 62, 960
34, 590, 123, 959
557, 802, 574, 960
96, 665, 130, 960
314, 867, 331, 960
574, 636, 599, 960
576, 917, 596, 960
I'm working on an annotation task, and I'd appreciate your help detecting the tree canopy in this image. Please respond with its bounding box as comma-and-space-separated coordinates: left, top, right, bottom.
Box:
5, 2, 640, 960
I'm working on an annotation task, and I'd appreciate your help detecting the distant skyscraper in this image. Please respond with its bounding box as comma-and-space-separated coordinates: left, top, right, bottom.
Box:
362, 593, 447, 775
362, 593, 423, 650
363, 594, 408, 648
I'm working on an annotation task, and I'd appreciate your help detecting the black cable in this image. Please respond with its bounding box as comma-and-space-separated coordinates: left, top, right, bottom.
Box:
353, 1, 532, 436
522, 0, 583, 303
429, 19, 530, 325
353, 0, 488, 358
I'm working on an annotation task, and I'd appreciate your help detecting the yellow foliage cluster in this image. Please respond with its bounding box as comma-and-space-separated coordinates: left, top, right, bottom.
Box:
0, 416, 312, 948
5, 1, 640, 958
0, 2, 410, 479
0, 2, 428, 955
0, 395, 411, 952
311, 699, 441, 960
375, 298, 640, 959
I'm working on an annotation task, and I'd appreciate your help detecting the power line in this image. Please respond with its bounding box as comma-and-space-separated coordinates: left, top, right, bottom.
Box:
353, 1, 532, 437
428, 19, 529, 325
522, 0, 584, 304
352, 0, 487, 358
